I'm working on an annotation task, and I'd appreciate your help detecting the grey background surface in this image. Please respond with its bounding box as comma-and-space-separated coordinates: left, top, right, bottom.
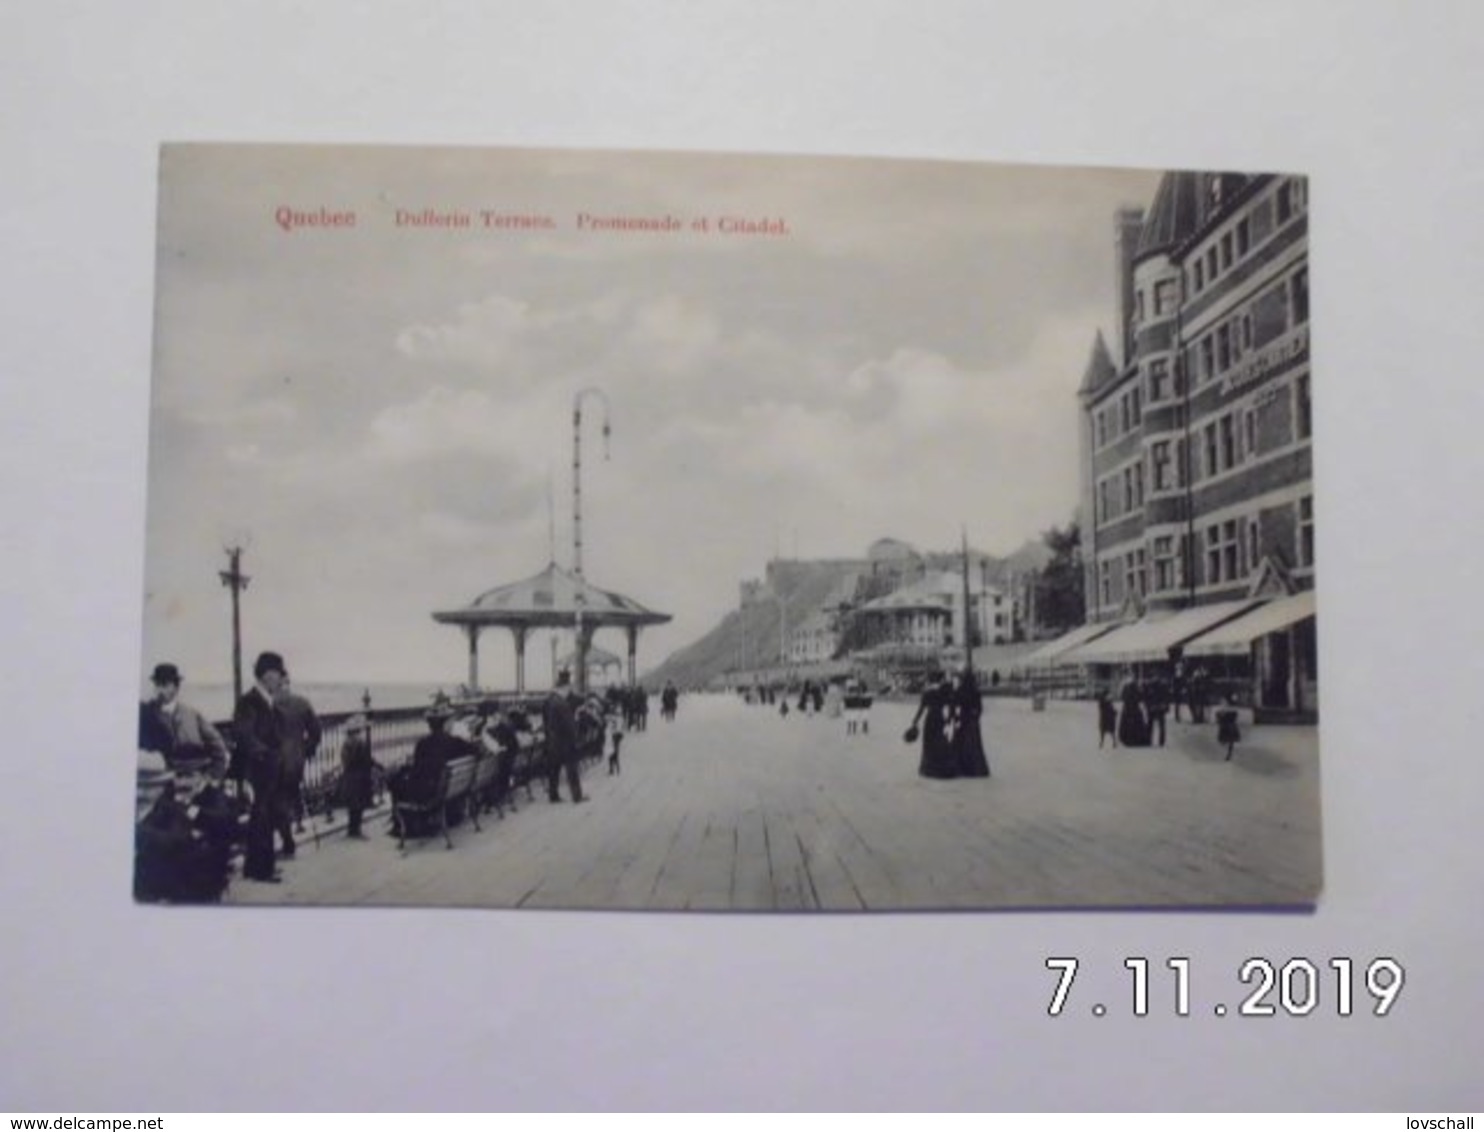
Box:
2, 0, 1480, 1111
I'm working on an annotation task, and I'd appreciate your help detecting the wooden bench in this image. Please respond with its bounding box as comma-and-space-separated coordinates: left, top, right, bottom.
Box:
393, 754, 479, 851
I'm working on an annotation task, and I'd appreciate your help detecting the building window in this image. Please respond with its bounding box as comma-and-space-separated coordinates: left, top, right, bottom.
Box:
1220, 232, 1233, 269
1123, 466, 1135, 510
1152, 440, 1172, 491
1096, 411, 1106, 448
1207, 246, 1218, 282
1236, 217, 1250, 256
1155, 278, 1178, 315
1217, 324, 1231, 372
1120, 393, 1130, 433
1277, 182, 1293, 224
1193, 260, 1204, 292
1206, 521, 1241, 585
1134, 461, 1144, 506
1149, 358, 1170, 401
1298, 496, 1314, 567
1248, 519, 1261, 574
1220, 413, 1237, 470
1203, 422, 1219, 479
1244, 407, 1257, 456
1292, 266, 1309, 324
1241, 312, 1253, 351
1100, 560, 1113, 606
1132, 385, 1142, 424
1296, 374, 1312, 439
1224, 520, 1241, 581
1136, 290, 1146, 324
1201, 336, 1215, 383
1153, 536, 1177, 591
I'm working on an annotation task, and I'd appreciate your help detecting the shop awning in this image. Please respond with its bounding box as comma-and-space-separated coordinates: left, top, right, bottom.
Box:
1019, 622, 1121, 668
1062, 599, 1260, 665
1181, 590, 1317, 657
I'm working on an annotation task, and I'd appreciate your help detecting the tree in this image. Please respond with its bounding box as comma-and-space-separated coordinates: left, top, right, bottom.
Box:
1035, 520, 1085, 632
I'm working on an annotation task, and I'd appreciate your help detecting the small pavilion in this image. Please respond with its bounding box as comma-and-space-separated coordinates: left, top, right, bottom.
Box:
432, 561, 671, 693
557, 644, 624, 689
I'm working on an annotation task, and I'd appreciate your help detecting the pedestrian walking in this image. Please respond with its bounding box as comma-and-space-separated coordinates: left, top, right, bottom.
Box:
906, 670, 957, 779
1118, 673, 1149, 747
1216, 696, 1242, 761
1144, 679, 1169, 747
543, 669, 585, 803
273, 674, 322, 857
232, 651, 289, 884
952, 668, 990, 778
608, 717, 624, 775
1096, 689, 1118, 748
843, 678, 872, 736
338, 713, 376, 840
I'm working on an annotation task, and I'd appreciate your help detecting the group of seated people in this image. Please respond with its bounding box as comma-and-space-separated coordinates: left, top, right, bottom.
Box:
385, 689, 614, 838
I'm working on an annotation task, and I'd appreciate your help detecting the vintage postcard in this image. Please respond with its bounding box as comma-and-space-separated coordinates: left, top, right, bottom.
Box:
136, 143, 1319, 910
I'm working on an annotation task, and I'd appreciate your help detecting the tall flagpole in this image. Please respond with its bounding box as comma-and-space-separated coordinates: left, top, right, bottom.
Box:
960, 526, 973, 675
572, 388, 611, 693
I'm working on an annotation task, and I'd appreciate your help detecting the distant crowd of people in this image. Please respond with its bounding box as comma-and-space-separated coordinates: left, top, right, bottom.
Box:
1096, 663, 1241, 758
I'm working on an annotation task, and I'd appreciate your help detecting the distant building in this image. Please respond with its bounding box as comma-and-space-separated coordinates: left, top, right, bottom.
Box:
1075, 170, 1316, 716
785, 610, 838, 664
853, 570, 1008, 652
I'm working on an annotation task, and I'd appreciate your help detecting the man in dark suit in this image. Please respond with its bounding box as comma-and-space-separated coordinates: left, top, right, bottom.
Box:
233, 651, 288, 883
273, 674, 322, 858
543, 669, 584, 803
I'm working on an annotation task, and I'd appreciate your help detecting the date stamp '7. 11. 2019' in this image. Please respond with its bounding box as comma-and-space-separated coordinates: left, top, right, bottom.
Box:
1044, 956, 1405, 1019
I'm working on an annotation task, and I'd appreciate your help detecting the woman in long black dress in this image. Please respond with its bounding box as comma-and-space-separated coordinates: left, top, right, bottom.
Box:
952, 668, 991, 778
908, 671, 958, 779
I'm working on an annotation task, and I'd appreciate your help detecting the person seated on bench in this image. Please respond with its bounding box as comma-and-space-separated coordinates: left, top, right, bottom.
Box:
388, 696, 473, 836
476, 705, 528, 815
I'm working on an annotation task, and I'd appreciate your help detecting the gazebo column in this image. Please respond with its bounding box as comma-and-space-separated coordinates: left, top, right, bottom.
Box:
625, 624, 639, 686
512, 625, 528, 693
575, 619, 596, 694
465, 625, 481, 691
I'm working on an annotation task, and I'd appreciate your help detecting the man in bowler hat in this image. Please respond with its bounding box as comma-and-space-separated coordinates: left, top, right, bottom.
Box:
543, 669, 584, 803
233, 651, 288, 883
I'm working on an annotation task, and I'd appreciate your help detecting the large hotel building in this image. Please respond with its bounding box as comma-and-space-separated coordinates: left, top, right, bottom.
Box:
1070, 170, 1316, 718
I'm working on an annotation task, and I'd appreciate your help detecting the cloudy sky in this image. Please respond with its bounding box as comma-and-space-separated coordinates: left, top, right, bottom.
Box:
141, 144, 1161, 685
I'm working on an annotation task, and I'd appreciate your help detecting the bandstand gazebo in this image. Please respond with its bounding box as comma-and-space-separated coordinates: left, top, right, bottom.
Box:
432, 561, 671, 693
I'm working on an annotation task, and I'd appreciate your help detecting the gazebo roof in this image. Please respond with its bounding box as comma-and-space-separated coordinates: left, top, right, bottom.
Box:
433, 561, 672, 630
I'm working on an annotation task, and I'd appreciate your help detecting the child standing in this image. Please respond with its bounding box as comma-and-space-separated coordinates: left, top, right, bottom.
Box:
1215, 696, 1242, 761
1096, 690, 1118, 749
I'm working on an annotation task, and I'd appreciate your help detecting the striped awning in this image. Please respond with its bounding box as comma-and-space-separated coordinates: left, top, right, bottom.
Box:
1063, 600, 1260, 665
1182, 590, 1317, 657
1019, 622, 1121, 668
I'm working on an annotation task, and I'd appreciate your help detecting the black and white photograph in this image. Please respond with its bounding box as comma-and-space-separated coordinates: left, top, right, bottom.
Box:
137, 144, 1320, 911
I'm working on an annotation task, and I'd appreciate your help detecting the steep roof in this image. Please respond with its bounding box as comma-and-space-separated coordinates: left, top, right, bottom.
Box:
1076, 330, 1118, 396
1133, 170, 1202, 262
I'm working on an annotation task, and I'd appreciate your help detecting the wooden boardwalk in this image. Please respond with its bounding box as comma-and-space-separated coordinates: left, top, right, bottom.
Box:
227, 693, 1322, 911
